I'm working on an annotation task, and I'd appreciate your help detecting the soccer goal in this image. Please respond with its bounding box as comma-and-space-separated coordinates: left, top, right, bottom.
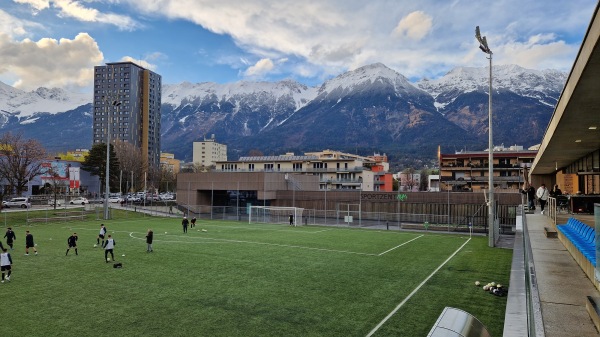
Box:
249, 206, 305, 226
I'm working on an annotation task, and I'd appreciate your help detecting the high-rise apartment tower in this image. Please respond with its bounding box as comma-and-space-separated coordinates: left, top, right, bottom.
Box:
92, 62, 162, 170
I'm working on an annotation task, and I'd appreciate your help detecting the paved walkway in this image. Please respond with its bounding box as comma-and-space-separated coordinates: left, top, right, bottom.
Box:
527, 212, 599, 336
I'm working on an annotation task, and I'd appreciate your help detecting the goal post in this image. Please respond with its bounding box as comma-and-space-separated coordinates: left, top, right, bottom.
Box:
249, 206, 305, 226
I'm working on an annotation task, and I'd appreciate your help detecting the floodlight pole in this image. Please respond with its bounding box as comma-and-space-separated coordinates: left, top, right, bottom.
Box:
475, 26, 495, 247
103, 98, 121, 220
102, 65, 122, 220
487, 53, 494, 247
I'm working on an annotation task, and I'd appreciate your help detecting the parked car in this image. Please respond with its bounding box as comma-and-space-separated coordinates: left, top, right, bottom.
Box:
48, 199, 63, 207
126, 195, 141, 202
108, 196, 124, 203
70, 197, 89, 205
2, 197, 31, 208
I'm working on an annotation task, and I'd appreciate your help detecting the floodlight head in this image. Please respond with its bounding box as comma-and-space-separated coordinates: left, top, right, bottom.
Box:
475, 26, 482, 42
475, 27, 492, 55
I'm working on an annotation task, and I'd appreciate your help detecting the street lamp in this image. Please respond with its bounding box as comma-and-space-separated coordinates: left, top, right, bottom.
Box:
103, 97, 121, 220
475, 26, 495, 247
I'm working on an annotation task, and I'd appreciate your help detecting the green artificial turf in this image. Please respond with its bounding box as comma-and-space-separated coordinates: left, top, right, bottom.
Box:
0, 214, 512, 336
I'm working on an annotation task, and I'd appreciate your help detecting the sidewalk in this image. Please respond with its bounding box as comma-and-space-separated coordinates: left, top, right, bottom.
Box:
526, 212, 599, 336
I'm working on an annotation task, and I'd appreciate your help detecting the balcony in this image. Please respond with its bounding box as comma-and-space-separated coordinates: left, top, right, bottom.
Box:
328, 179, 363, 185
215, 167, 365, 173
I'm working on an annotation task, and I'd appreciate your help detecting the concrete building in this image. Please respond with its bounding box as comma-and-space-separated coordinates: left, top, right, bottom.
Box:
92, 61, 162, 170
160, 152, 181, 174
438, 145, 537, 191
214, 149, 393, 191
428, 174, 440, 192
192, 135, 227, 168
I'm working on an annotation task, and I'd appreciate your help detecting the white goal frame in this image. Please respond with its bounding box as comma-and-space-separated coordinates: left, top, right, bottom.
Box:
249, 206, 305, 226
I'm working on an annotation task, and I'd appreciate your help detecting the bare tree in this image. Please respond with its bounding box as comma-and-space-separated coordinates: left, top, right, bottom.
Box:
113, 141, 145, 193
401, 168, 419, 192
44, 166, 68, 209
181, 162, 212, 173
0, 132, 46, 196
159, 165, 176, 193
248, 149, 264, 157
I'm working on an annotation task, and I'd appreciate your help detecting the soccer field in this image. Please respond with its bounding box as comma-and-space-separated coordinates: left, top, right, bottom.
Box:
1, 215, 512, 336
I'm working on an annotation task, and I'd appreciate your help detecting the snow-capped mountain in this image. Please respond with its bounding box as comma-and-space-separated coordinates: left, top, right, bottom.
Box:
417, 65, 567, 111
0, 62, 567, 167
0, 83, 89, 120
317, 62, 428, 101
416, 64, 567, 146
236, 63, 473, 158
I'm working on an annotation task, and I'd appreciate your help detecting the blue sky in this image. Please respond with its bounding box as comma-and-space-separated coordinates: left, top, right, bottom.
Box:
0, 0, 597, 92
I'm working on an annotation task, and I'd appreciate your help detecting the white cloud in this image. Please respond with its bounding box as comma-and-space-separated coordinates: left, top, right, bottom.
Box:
392, 11, 433, 41
4, 0, 597, 89
13, 0, 50, 12
0, 9, 43, 38
244, 58, 275, 77
0, 32, 103, 90
121, 0, 594, 81
53, 0, 140, 31
119, 56, 158, 71
497, 36, 577, 71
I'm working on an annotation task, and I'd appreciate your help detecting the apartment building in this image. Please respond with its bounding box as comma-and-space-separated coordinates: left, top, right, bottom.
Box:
92, 62, 162, 170
160, 152, 181, 174
439, 145, 537, 191
192, 135, 227, 167
215, 149, 393, 191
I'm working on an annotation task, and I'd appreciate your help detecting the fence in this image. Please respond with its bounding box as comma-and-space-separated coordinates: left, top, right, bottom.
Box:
173, 204, 507, 233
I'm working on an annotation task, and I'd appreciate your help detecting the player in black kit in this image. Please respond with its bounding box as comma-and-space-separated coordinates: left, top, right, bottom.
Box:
66, 232, 78, 256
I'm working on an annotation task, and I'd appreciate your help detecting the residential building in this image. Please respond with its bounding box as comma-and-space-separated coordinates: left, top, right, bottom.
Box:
214, 149, 393, 191
92, 61, 162, 171
428, 174, 440, 192
395, 172, 421, 192
439, 145, 537, 191
192, 135, 227, 168
160, 152, 181, 174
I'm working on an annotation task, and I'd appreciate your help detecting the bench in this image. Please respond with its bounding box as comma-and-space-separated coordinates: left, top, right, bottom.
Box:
544, 227, 557, 238
557, 218, 596, 283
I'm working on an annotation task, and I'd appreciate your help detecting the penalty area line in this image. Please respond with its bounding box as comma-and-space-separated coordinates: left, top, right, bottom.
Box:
366, 237, 471, 337
129, 232, 378, 256
377, 235, 424, 256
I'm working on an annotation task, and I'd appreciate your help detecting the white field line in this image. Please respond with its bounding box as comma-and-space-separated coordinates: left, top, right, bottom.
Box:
72, 226, 424, 257
377, 235, 423, 256
129, 232, 379, 256
366, 237, 472, 337
200, 224, 331, 234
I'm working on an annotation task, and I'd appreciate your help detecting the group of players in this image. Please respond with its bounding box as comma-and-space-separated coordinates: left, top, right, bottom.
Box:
1, 227, 40, 283
0, 223, 121, 284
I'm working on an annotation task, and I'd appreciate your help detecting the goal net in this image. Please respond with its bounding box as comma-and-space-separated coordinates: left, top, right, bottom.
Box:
249, 206, 305, 226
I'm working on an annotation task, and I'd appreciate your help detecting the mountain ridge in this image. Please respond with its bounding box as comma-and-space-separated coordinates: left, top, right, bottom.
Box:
0, 63, 567, 168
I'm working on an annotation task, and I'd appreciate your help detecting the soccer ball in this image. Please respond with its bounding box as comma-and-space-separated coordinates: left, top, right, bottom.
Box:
94, 244, 97, 247
165, 232, 168, 234
483, 285, 489, 291
106, 258, 111, 262
122, 254, 125, 257
475, 281, 480, 286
